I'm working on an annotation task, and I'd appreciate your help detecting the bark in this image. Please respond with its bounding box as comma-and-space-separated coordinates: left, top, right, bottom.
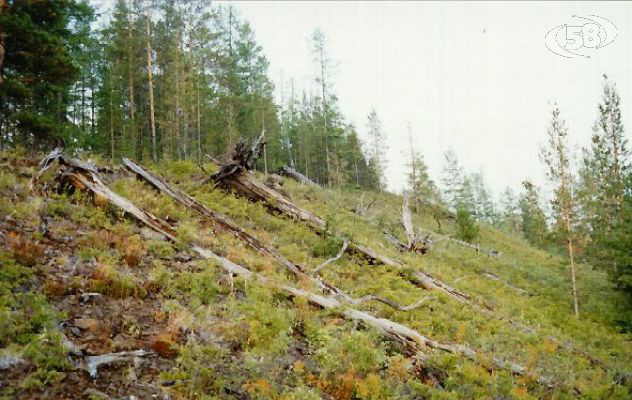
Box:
145, 9, 157, 163
109, 73, 115, 159
51, 158, 553, 388
127, 10, 136, 158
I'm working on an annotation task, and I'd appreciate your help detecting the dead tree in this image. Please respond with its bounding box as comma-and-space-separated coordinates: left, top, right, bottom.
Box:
401, 196, 432, 254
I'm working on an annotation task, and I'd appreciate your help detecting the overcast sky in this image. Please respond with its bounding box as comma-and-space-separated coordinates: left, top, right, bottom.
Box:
229, 1, 632, 198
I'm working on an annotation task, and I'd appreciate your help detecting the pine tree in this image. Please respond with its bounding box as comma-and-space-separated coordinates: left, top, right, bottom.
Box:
605, 172, 632, 329
469, 171, 496, 224
541, 104, 579, 317
406, 125, 439, 209
578, 76, 629, 268
455, 204, 479, 243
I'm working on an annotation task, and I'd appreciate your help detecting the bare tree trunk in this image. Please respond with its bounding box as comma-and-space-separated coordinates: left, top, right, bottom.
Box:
0, 0, 6, 86
196, 50, 201, 164
566, 219, 579, 317
109, 73, 115, 159
145, 6, 157, 163
128, 7, 136, 159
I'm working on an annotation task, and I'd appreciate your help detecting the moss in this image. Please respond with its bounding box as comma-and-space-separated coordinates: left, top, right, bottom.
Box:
0, 253, 71, 394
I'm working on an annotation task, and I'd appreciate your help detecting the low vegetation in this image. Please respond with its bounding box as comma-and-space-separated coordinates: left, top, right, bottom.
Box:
0, 151, 629, 399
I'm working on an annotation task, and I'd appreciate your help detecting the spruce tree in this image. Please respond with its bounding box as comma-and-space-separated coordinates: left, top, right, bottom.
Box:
0, 0, 94, 148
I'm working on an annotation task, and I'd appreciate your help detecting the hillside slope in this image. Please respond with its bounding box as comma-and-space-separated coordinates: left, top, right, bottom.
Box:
0, 150, 630, 399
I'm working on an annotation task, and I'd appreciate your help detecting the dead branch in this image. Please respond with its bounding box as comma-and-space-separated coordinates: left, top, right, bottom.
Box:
418, 227, 501, 258
313, 240, 349, 273
482, 271, 528, 295
83, 350, 153, 379
353, 295, 436, 311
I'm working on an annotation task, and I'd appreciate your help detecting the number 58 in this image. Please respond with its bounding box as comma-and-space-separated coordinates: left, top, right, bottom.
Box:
565, 23, 602, 50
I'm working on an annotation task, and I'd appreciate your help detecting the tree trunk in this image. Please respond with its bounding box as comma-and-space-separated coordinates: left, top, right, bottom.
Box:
109, 73, 115, 159
145, 8, 157, 163
567, 224, 579, 317
0, 0, 6, 86
128, 10, 136, 159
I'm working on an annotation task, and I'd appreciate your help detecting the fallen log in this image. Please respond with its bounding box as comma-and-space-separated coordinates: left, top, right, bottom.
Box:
278, 166, 319, 187
54, 159, 554, 388
83, 350, 153, 379
204, 140, 609, 371
418, 227, 501, 258
482, 270, 529, 296
209, 135, 477, 308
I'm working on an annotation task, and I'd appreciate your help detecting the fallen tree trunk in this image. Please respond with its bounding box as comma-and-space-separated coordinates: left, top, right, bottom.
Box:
54, 157, 554, 388
418, 227, 501, 258
278, 166, 319, 187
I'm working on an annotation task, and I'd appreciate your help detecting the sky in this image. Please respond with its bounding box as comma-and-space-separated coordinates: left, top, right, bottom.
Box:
228, 1, 632, 198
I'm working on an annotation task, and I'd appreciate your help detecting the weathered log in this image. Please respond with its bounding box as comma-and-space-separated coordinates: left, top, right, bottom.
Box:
278, 166, 319, 187
55, 161, 554, 387
123, 159, 441, 314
